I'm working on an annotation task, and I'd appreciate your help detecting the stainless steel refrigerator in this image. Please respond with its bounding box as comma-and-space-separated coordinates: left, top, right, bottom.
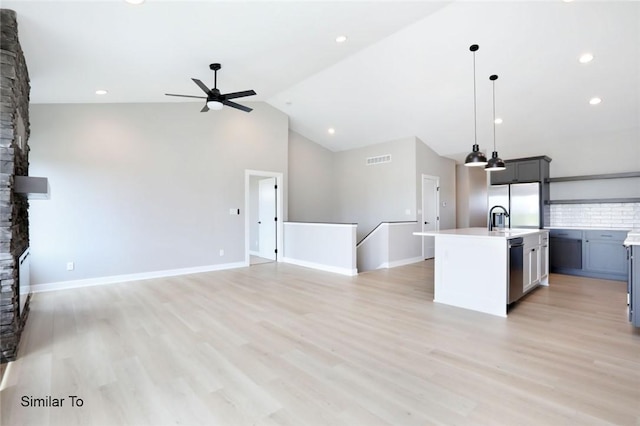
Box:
487, 182, 541, 229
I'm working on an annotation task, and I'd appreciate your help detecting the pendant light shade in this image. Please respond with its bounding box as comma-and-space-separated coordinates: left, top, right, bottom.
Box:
465, 144, 487, 166
485, 74, 506, 172
464, 44, 487, 167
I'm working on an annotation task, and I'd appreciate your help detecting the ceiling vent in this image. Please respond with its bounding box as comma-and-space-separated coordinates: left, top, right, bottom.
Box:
366, 154, 392, 166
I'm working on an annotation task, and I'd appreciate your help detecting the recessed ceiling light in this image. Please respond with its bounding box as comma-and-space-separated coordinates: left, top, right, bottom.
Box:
589, 97, 602, 105
95, 89, 108, 95
579, 53, 594, 63
328, 128, 336, 135
494, 118, 503, 124
335, 35, 347, 43
125, 0, 145, 4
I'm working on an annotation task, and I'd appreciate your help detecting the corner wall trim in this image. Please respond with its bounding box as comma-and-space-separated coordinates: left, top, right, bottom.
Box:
281, 257, 357, 276
30, 261, 247, 293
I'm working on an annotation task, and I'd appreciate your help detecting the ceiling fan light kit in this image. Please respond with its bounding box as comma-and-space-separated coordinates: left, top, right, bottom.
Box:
485, 74, 506, 172
206, 100, 224, 110
165, 63, 256, 113
464, 44, 488, 167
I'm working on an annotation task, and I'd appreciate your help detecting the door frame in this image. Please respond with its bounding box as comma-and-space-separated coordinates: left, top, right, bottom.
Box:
421, 174, 440, 259
245, 169, 284, 265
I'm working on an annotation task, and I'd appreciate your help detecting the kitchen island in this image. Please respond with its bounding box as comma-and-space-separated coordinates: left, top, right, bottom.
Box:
414, 227, 549, 317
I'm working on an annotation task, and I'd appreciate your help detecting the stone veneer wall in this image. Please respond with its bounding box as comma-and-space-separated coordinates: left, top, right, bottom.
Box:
0, 9, 31, 363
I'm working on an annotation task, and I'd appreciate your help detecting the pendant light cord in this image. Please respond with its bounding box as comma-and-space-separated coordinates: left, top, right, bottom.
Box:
473, 50, 477, 145
492, 78, 496, 151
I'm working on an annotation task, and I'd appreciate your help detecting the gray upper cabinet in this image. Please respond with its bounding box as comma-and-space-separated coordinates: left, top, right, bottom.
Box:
490, 156, 551, 185
492, 162, 517, 184
515, 160, 541, 182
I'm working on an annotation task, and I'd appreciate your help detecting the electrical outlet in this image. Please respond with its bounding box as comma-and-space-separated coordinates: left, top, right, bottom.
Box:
219, 249, 224, 257
66, 261, 74, 271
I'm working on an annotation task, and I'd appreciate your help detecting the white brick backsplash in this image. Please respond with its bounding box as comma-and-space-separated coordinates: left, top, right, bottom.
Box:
550, 203, 640, 228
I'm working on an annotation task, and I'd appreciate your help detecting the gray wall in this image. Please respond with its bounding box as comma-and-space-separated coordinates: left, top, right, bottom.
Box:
288, 134, 457, 240
287, 130, 336, 222
456, 164, 488, 228
28, 102, 288, 285
334, 137, 417, 241
416, 138, 457, 231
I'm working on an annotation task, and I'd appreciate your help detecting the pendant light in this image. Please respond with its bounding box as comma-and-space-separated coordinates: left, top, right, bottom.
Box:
464, 44, 487, 167
485, 74, 506, 172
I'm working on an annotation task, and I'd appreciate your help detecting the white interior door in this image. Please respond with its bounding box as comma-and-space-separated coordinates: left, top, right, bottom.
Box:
422, 175, 439, 259
258, 177, 277, 260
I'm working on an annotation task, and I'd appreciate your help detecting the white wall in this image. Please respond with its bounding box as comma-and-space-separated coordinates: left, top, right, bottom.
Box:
334, 137, 417, 240
28, 102, 288, 285
287, 130, 337, 222
416, 138, 456, 231
249, 175, 260, 253
283, 222, 357, 276
501, 127, 640, 202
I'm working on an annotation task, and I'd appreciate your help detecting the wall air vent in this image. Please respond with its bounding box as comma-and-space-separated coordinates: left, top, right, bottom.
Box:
366, 154, 392, 166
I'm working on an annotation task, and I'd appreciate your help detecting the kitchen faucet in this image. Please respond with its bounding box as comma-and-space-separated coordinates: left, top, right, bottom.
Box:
488, 205, 509, 231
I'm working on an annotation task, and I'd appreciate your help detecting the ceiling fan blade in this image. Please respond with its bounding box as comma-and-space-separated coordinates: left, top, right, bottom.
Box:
222, 100, 252, 113
191, 78, 212, 95
201, 104, 209, 113
165, 93, 207, 99
223, 90, 256, 100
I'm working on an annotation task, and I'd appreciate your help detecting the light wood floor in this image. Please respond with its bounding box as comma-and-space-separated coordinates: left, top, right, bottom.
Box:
1, 261, 639, 425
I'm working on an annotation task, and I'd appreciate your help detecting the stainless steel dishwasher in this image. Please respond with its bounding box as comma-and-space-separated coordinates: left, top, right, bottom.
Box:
508, 237, 524, 304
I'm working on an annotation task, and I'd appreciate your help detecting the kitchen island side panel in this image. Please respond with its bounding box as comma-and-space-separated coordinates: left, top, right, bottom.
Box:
434, 236, 508, 317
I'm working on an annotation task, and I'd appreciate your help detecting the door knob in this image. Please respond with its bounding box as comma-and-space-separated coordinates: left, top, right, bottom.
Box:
258, 221, 262, 224
425, 221, 429, 224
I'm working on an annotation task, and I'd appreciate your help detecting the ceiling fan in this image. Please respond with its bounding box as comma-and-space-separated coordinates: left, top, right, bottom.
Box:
165, 63, 256, 113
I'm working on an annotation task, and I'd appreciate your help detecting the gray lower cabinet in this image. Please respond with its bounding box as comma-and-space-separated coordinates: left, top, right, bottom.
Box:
630, 245, 639, 327
549, 228, 627, 281
549, 229, 583, 271
583, 230, 627, 277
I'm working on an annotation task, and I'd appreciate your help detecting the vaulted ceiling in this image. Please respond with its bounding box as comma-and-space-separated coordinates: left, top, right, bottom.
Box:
3, 1, 639, 163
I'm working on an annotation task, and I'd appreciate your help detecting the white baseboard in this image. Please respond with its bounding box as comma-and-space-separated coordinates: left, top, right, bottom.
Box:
249, 250, 260, 256
379, 256, 424, 269
281, 257, 357, 276
31, 261, 248, 293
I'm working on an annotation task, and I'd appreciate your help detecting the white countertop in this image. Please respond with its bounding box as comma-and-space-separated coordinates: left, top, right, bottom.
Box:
546, 226, 634, 231
414, 227, 545, 239
624, 230, 640, 246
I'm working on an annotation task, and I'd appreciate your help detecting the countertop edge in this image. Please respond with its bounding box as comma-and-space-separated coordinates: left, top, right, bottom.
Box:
414, 228, 547, 239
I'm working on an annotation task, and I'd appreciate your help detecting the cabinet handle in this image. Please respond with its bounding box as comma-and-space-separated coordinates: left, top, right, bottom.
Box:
601, 234, 613, 238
